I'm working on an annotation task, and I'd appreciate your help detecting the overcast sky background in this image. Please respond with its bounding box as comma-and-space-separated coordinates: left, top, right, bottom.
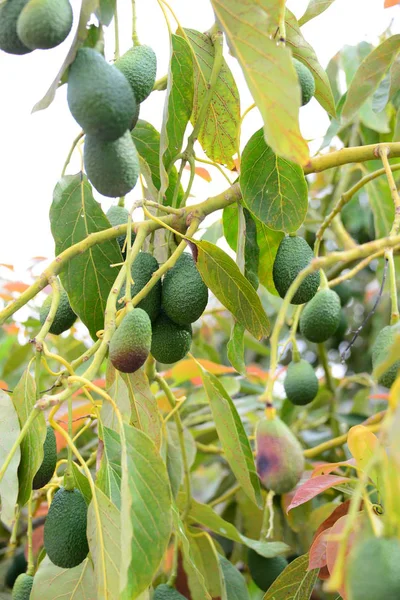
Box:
0, 0, 399, 283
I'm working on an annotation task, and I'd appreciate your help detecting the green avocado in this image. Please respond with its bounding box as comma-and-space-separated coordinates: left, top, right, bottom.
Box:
247, 549, 288, 592
151, 312, 192, 364
130, 102, 140, 130
109, 308, 152, 373
119, 252, 161, 322
115, 45, 157, 104
332, 282, 352, 307
272, 236, 320, 305
371, 322, 400, 388
299, 288, 341, 343
12, 573, 34, 600
67, 48, 136, 141
346, 537, 400, 600
17, 0, 73, 50
293, 58, 315, 106
0, 0, 32, 55
44, 487, 89, 569
153, 584, 187, 599
284, 359, 318, 406
256, 416, 304, 494
84, 131, 140, 197
162, 253, 208, 325
5, 551, 27, 589
32, 425, 57, 489
39, 288, 77, 335
106, 205, 131, 256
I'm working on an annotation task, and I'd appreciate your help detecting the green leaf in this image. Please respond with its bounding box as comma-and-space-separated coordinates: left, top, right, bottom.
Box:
120, 424, 172, 599
184, 29, 240, 169
240, 128, 308, 233
97, 426, 122, 509
31, 556, 96, 599
342, 35, 400, 121
0, 390, 21, 527
263, 554, 318, 600
299, 0, 336, 25
173, 506, 211, 600
244, 208, 259, 290
227, 322, 246, 375
87, 487, 121, 600
97, 0, 115, 26
372, 72, 391, 113
188, 499, 289, 557
195, 240, 270, 339
102, 373, 131, 433
160, 34, 194, 197
166, 422, 197, 498
285, 9, 337, 117
219, 555, 249, 600
132, 120, 184, 207
13, 370, 46, 506
50, 174, 122, 340
365, 176, 394, 238
196, 364, 262, 507
209, 1, 308, 165
121, 370, 162, 449
190, 532, 227, 600
71, 462, 92, 505
33, 0, 99, 112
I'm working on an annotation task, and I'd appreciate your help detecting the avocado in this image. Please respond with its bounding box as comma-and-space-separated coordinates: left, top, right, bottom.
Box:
272, 236, 320, 305
39, 288, 77, 335
5, 551, 27, 589
130, 102, 140, 130
109, 308, 152, 373
256, 415, 304, 494
293, 58, 315, 106
12, 573, 34, 599
299, 288, 341, 343
153, 584, 187, 599
44, 487, 89, 568
332, 309, 348, 346
106, 205, 131, 256
247, 549, 287, 592
284, 359, 318, 406
162, 253, 208, 325
151, 312, 192, 364
346, 537, 400, 600
371, 322, 400, 388
119, 252, 161, 321
332, 282, 352, 307
67, 48, 136, 141
17, 0, 73, 50
115, 45, 157, 104
0, 0, 32, 55
32, 425, 57, 489
84, 131, 140, 197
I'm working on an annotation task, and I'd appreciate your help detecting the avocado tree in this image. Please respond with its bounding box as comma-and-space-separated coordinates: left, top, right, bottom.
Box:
1, 0, 400, 598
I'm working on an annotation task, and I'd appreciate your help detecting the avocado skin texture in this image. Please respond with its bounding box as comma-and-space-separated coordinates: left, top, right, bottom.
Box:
39, 288, 77, 335
84, 131, 139, 197
256, 416, 304, 494
109, 308, 152, 373
115, 45, 157, 104
32, 425, 57, 489
5, 551, 27, 589
44, 487, 89, 568
284, 359, 318, 406
0, 0, 32, 55
151, 313, 192, 364
153, 584, 187, 599
119, 253, 161, 322
371, 322, 400, 388
300, 288, 341, 343
12, 573, 33, 600
130, 102, 140, 130
17, 0, 73, 50
67, 48, 136, 141
332, 282, 352, 307
346, 537, 400, 600
293, 58, 315, 106
273, 236, 320, 305
162, 253, 208, 325
106, 205, 131, 256
248, 550, 288, 592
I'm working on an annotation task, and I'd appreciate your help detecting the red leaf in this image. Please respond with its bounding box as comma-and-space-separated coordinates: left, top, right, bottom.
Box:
0, 263, 14, 271
385, 0, 400, 7
287, 475, 351, 512
308, 527, 331, 570
185, 164, 212, 182
313, 500, 351, 542
3, 281, 30, 293
325, 513, 363, 599
312, 459, 355, 478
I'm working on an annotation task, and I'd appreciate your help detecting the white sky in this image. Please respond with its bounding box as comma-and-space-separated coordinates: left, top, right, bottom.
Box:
0, 0, 399, 277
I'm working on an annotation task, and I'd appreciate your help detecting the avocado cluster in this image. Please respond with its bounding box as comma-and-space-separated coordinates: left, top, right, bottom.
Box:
109, 251, 208, 372
0, 0, 72, 54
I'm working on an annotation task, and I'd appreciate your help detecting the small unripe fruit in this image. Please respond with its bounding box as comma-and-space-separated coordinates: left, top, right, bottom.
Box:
109, 308, 152, 373
272, 236, 320, 305
371, 323, 400, 388
12, 573, 33, 599
284, 359, 318, 406
32, 425, 57, 489
299, 288, 341, 343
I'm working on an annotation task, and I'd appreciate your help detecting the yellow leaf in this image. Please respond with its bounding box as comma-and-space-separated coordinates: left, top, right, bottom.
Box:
389, 374, 400, 410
